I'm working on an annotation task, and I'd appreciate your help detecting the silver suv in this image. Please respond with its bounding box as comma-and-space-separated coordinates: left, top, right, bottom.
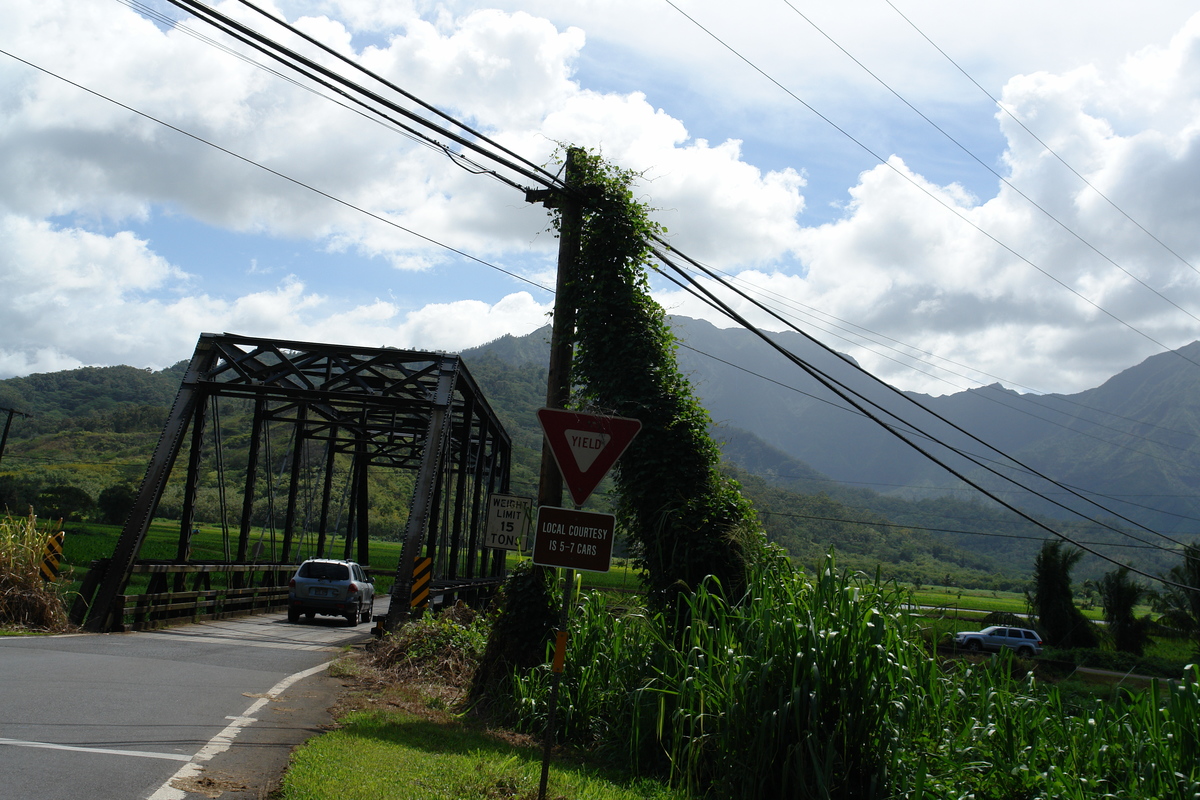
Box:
954, 625, 1042, 657
287, 559, 375, 626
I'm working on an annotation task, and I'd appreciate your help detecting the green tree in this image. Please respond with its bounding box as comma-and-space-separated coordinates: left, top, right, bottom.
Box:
1098, 567, 1151, 655
1153, 543, 1200, 656
1029, 540, 1098, 648
34, 485, 95, 522
97, 482, 139, 526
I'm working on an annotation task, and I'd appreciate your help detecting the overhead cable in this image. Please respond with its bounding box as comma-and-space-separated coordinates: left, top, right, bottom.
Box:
165, 0, 554, 193
0, 47, 552, 294
883, 0, 1200, 281
232, 0, 564, 190
659, 0, 1200, 374
777, 0, 1200, 324
651, 246, 1200, 590
655, 238, 1190, 550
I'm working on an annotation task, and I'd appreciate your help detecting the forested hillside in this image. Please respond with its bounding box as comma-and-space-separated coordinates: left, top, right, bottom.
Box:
669, 317, 1200, 537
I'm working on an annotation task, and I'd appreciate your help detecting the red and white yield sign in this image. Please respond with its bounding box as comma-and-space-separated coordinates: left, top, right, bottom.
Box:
537, 408, 642, 506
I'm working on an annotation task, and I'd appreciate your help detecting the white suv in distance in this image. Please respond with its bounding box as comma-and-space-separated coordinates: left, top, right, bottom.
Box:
287, 559, 375, 626
954, 625, 1042, 657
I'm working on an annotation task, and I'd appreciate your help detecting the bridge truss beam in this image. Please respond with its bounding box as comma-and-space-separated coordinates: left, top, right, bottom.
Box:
74, 333, 512, 632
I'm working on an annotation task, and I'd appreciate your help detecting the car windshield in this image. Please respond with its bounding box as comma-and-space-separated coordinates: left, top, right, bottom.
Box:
298, 562, 349, 580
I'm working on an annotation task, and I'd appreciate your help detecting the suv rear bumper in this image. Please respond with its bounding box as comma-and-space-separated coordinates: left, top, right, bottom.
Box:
288, 594, 359, 615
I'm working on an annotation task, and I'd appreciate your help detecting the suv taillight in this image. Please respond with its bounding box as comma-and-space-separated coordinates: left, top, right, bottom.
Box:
288, 578, 296, 588
347, 582, 359, 594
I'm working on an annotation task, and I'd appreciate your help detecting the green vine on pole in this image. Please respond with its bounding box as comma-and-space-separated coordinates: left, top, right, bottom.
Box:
553, 148, 764, 608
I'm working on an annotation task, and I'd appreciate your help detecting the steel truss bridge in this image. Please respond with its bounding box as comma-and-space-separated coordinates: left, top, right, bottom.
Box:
72, 333, 514, 632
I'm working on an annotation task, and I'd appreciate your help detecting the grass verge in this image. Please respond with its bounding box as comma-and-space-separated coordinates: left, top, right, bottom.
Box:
276, 607, 685, 800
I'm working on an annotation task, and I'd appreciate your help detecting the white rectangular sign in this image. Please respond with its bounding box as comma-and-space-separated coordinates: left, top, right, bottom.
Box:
485, 494, 533, 550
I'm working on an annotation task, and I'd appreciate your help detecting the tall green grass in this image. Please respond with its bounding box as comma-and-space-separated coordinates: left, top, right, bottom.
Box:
0, 511, 71, 630
629, 557, 918, 799
912, 659, 1200, 799
502, 553, 1200, 799
510, 589, 655, 746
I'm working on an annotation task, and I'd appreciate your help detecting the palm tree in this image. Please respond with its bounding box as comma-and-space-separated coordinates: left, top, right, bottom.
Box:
1098, 567, 1151, 655
1029, 540, 1098, 649
1153, 544, 1200, 656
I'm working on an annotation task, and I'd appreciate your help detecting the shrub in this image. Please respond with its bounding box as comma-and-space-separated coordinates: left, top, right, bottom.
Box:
0, 511, 71, 630
629, 555, 921, 799
366, 604, 489, 688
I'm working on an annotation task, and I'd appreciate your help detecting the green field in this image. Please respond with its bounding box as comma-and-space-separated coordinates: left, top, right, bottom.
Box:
55, 522, 643, 599
56, 520, 407, 595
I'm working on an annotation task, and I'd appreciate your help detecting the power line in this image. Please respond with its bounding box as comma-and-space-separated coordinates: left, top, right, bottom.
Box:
658, 0, 1200, 376
0, 47, 552, 295
651, 246, 1200, 591
659, 250, 1200, 548
776, 0, 1200, 324
231, 0, 563, 191
659, 243, 1194, 548
882, 0, 1200, 281
165, 0, 560, 194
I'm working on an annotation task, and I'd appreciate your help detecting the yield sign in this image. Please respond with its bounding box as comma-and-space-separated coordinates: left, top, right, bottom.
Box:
537, 408, 642, 506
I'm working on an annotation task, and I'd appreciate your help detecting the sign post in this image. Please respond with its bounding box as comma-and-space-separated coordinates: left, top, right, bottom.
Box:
534, 408, 640, 800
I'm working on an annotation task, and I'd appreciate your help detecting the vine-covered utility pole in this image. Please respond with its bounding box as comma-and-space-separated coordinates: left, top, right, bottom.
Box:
535, 146, 585, 508
471, 147, 765, 723
467, 148, 586, 712
564, 151, 762, 609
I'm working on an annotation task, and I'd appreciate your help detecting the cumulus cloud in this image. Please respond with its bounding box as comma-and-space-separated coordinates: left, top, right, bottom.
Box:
0, 212, 550, 378
660, 11, 1200, 396
0, 1, 806, 262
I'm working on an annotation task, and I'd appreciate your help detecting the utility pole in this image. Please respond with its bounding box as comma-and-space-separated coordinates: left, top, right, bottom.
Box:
526, 147, 586, 800
0, 407, 29, 469
532, 147, 585, 507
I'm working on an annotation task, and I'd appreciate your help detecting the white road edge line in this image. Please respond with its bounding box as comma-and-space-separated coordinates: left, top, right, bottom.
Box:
147, 659, 334, 800
0, 738, 192, 762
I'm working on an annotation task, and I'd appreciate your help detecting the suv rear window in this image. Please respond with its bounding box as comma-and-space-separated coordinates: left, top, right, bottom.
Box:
298, 562, 349, 580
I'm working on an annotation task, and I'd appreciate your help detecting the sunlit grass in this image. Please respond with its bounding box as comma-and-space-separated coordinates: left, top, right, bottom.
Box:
280, 707, 686, 800
57, 520, 408, 594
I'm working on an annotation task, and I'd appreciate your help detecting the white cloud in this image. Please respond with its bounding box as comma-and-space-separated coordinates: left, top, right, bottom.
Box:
0, 1, 809, 267
656, 11, 1200, 395
0, 212, 550, 378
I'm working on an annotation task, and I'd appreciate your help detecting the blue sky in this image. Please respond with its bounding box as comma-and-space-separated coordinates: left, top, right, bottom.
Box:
3, 0, 1200, 397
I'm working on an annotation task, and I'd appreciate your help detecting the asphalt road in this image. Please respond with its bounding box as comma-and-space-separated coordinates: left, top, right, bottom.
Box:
0, 604, 384, 799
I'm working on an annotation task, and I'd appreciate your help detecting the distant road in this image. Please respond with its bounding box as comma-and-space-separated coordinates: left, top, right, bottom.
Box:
0, 603, 384, 799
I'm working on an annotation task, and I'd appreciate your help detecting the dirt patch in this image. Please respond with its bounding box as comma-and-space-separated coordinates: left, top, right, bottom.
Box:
172, 773, 250, 798
325, 615, 540, 753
